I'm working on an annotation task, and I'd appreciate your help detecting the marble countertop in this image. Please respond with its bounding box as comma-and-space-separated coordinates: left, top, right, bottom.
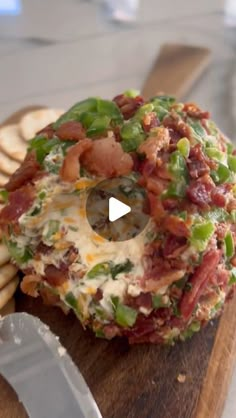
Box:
0, 0, 236, 417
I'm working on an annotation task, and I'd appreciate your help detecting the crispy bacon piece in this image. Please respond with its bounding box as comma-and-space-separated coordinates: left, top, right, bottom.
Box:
113, 94, 144, 119
163, 235, 187, 258
145, 177, 165, 195
60, 138, 92, 182
180, 249, 221, 320
187, 177, 214, 209
37, 123, 55, 139
162, 198, 179, 210
147, 192, 166, 222
56, 121, 86, 141
183, 103, 210, 119
144, 270, 186, 293
0, 184, 35, 225
187, 159, 210, 179
133, 293, 153, 310
164, 215, 189, 238
211, 184, 231, 208
163, 114, 192, 139
5, 152, 40, 192
40, 287, 61, 306
82, 137, 133, 177
142, 112, 160, 132
20, 274, 41, 297
138, 128, 170, 163
44, 264, 68, 286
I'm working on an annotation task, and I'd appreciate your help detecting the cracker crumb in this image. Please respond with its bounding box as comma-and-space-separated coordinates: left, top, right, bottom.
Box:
177, 373, 186, 383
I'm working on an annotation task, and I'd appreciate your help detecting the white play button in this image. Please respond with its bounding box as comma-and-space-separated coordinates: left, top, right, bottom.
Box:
109, 197, 131, 222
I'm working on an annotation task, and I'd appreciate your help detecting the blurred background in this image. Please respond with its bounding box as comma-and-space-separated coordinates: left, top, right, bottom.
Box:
0, 1, 236, 417
0, 0, 235, 138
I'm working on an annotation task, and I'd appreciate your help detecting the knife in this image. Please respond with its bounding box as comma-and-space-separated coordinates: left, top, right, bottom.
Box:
0, 313, 103, 418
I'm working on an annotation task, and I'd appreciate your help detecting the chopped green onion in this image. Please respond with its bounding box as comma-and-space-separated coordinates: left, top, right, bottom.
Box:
230, 210, 236, 223
181, 321, 201, 340
228, 155, 236, 173
206, 208, 229, 223
115, 304, 137, 327
211, 163, 231, 184
121, 121, 145, 152
169, 151, 188, 179
65, 292, 78, 310
6, 241, 33, 265
87, 262, 110, 279
187, 118, 207, 142
163, 180, 186, 199
43, 220, 60, 241
152, 294, 170, 309
190, 221, 215, 251
0, 190, 9, 203
110, 259, 133, 279
124, 89, 140, 98
206, 147, 225, 162
229, 268, 236, 285
86, 115, 111, 137
224, 231, 234, 258
177, 137, 190, 158
134, 104, 154, 121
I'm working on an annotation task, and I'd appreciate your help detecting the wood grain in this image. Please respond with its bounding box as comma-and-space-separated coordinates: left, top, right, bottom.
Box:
142, 44, 211, 100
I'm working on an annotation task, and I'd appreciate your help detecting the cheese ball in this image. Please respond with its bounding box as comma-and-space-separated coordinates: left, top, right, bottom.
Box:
1, 92, 236, 344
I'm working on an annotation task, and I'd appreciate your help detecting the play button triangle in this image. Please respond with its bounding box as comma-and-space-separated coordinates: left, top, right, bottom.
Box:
109, 197, 131, 222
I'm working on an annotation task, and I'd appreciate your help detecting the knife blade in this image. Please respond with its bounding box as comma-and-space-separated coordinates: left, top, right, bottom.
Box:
0, 312, 102, 418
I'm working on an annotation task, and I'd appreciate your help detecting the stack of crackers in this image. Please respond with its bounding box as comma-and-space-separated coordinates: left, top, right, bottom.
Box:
0, 108, 64, 315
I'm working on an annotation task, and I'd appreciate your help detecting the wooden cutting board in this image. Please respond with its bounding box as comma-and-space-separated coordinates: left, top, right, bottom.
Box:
1, 44, 236, 418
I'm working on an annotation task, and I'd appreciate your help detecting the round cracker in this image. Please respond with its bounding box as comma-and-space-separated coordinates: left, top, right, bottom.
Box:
20, 108, 64, 141
0, 264, 18, 290
0, 297, 15, 316
0, 124, 26, 162
0, 244, 10, 266
0, 276, 19, 310
0, 150, 19, 175
0, 172, 9, 188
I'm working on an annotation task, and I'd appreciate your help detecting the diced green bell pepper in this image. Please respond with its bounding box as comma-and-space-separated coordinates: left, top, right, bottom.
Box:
86, 115, 111, 136
134, 103, 154, 121
110, 259, 133, 279
6, 241, 33, 265
190, 221, 215, 251
177, 137, 190, 158
162, 180, 186, 199
224, 231, 234, 258
65, 292, 78, 310
115, 304, 137, 327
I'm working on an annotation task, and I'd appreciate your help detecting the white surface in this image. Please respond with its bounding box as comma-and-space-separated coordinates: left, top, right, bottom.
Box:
109, 197, 131, 222
0, 1, 235, 417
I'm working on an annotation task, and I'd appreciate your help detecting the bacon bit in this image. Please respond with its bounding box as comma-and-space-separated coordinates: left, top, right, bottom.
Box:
60, 138, 92, 182
44, 264, 68, 286
231, 256, 236, 267
5, 152, 40, 192
183, 103, 210, 119
211, 184, 231, 208
163, 235, 187, 258
40, 286, 60, 305
20, 274, 41, 297
0, 184, 35, 225
145, 177, 165, 195
164, 215, 190, 238
113, 94, 144, 119
138, 127, 170, 163
82, 137, 133, 177
133, 293, 153, 310
64, 246, 79, 264
37, 123, 55, 139
215, 268, 230, 286
177, 373, 186, 383
103, 324, 121, 339
162, 198, 179, 210
138, 160, 156, 178
36, 242, 53, 256
56, 121, 86, 141
142, 112, 160, 132
124, 316, 157, 344
163, 114, 192, 139
227, 199, 236, 212
168, 128, 182, 151
187, 159, 210, 179
215, 223, 228, 240
187, 178, 214, 209
180, 249, 221, 320
93, 288, 103, 302
144, 270, 186, 292
148, 192, 166, 222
